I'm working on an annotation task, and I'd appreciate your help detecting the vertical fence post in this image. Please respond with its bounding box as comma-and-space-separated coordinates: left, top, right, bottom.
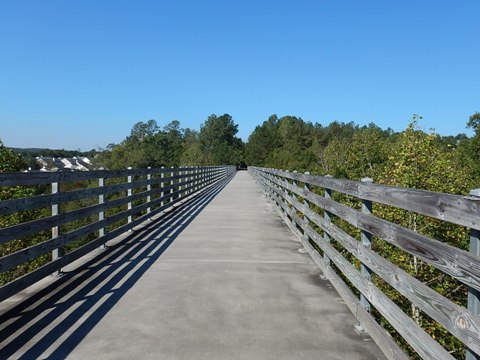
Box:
170, 167, 175, 203
323, 175, 333, 268
160, 167, 165, 208
190, 167, 193, 194
194, 166, 198, 192
290, 171, 297, 230
98, 169, 106, 249
51, 179, 61, 276
282, 170, 289, 217
357, 177, 374, 333
301, 172, 311, 253
467, 188, 480, 360
272, 170, 280, 210
178, 168, 183, 196
147, 166, 151, 217
275, 170, 283, 211
263, 169, 268, 198
127, 167, 132, 228
267, 169, 272, 199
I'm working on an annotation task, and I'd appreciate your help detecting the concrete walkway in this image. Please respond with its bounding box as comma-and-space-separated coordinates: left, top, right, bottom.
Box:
0, 171, 385, 360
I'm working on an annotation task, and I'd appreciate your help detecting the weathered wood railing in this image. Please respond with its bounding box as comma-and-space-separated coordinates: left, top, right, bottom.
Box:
0, 166, 235, 302
250, 167, 480, 360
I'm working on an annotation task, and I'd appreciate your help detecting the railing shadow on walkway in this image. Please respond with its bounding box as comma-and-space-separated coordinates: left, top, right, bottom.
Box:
0, 172, 235, 360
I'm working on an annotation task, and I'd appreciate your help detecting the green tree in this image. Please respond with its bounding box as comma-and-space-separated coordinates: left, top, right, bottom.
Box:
374, 116, 473, 356
245, 115, 280, 166
181, 129, 205, 165
321, 124, 390, 179
199, 114, 243, 165
95, 120, 187, 169
0, 140, 26, 172
0, 139, 48, 285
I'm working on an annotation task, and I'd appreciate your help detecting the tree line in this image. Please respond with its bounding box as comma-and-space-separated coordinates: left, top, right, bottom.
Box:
4, 112, 480, 189
94, 114, 244, 169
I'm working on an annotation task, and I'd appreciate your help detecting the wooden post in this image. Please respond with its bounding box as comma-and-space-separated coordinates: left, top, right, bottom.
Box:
127, 167, 132, 227
160, 166, 165, 207
170, 167, 174, 203
146, 167, 151, 216
323, 175, 333, 267
191, 167, 195, 194
301, 172, 310, 253
358, 177, 373, 333
98, 170, 106, 248
194, 166, 198, 192
51, 180, 61, 276
467, 188, 480, 360
283, 170, 289, 217
178, 168, 182, 196
290, 171, 297, 229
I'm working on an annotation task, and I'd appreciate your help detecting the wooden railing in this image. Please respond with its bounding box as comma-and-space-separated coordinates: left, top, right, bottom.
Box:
0, 166, 236, 302
250, 167, 480, 360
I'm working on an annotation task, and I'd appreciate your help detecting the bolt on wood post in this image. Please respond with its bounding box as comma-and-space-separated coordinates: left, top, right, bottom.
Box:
127, 167, 132, 227
467, 188, 480, 360
51, 180, 61, 276
146, 167, 151, 216
323, 175, 333, 267
98, 170, 106, 249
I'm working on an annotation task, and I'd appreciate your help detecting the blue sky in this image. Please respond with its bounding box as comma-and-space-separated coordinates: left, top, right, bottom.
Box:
1, 0, 479, 150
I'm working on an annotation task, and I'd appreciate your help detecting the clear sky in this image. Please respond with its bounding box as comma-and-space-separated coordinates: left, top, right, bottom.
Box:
1, 0, 479, 150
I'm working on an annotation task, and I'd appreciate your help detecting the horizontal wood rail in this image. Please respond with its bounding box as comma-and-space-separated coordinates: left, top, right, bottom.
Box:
250, 167, 480, 360
0, 166, 236, 302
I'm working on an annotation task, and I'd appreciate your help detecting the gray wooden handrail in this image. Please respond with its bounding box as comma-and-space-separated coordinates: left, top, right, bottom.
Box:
0, 166, 236, 302
250, 166, 480, 360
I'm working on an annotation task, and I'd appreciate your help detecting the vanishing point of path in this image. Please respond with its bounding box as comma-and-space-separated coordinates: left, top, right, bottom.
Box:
0, 171, 385, 360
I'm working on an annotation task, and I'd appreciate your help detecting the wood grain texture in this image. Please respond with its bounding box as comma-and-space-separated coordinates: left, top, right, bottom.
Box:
259, 169, 480, 293
0, 166, 235, 301
250, 167, 480, 359
285, 193, 480, 354
261, 168, 480, 230
253, 171, 425, 360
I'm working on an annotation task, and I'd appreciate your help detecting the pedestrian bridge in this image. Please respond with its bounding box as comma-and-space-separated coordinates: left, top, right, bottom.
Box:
1, 167, 479, 359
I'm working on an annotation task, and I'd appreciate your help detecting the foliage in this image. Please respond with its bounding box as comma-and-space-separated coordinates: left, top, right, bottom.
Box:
373, 116, 473, 357
198, 114, 244, 166
95, 115, 244, 169
0, 140, 49, 285
321, 124, 391, 179
247, 114, 477, 358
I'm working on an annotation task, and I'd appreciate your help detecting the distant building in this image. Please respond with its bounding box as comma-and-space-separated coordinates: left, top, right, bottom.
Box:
35, 156, 93, 172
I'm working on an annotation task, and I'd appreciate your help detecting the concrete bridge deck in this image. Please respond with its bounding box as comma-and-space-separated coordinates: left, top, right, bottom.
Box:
0, 171, 385, 359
